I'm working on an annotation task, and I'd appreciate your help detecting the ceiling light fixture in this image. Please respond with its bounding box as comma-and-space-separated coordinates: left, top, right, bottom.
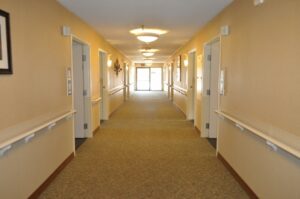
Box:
137, 34, 158, 43
140, 49, 159, 53
130, 25, 167, 43
142, 52, 155, 57
144, 59, 153, 65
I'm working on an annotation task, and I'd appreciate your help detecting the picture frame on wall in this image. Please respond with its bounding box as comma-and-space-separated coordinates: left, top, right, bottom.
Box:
0, 10, 12, 74
176, 55, 181, 82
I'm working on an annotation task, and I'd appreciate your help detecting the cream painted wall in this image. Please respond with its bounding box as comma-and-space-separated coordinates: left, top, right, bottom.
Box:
0, 0, 130, 132
169, 0, 300, 197
0, 0, 130, 198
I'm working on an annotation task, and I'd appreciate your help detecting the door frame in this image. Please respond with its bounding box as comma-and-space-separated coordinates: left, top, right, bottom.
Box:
98, 49, 109, 120
71, 35, 92, 138
187, 49, 197, 121
201, 36, 221, 139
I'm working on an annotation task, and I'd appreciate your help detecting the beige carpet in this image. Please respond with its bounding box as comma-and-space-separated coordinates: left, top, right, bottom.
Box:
40, 92, 248, 199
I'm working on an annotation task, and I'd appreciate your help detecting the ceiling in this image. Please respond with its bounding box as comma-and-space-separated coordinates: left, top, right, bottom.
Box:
58, 0, 233, 63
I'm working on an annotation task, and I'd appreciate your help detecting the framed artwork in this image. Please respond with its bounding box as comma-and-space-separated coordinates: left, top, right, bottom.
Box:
0, 10, 12, 74
176, 55, 181, 82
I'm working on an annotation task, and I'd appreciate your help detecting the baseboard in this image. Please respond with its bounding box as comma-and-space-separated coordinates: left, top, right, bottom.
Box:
217, 153, 258, 199
172, 101, 186, 116
93, 126, 100, 136
29, 152, 75, 199
195, 126, 201, 135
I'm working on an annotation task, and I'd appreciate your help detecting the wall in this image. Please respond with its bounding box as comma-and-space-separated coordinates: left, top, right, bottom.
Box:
167, 55, 189, 115
168, 0, 300, 198
0, 0, 129, 198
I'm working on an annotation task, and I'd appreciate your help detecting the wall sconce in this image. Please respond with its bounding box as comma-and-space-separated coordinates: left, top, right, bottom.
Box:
107, 59, 112, 67
113, 59, 122, 76
184, 59, 188, 67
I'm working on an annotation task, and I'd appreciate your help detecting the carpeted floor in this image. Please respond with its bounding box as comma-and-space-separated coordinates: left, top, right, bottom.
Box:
40, 91, 248, 199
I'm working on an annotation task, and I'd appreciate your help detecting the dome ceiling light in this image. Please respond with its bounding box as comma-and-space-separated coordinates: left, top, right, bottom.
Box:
130, 26, 167, 43
140, 49, 159, 57
140, 49, 159, 53
142, 52, 155, 57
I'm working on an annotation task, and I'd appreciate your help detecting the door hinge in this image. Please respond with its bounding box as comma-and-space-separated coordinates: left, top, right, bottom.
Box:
84, 123, 88, 130
83, 89, 87, 96
206, 89, 211, 96
206, 123, 210, 129
82, 55, 86, 62
207, 55, 211, 61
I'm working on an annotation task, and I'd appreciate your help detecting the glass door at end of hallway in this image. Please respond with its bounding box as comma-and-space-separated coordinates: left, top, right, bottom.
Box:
136, 67, 162, 91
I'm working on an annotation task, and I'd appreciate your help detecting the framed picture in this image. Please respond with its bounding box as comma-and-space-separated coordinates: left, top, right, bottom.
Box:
0, 10, 12, 74
176, 55, 181, 82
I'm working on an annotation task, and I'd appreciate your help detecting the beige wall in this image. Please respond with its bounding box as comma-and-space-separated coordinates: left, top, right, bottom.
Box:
169, 0, 300, 198
0, 0, 129, 132
0, 0, 129, 198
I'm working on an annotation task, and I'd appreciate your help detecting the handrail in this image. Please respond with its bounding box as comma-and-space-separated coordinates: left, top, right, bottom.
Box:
109, 86, 125, 96
92, 97, 102, 104
0, 110, 76, 156
173, 85, 187, 96
215, 110, 300, 159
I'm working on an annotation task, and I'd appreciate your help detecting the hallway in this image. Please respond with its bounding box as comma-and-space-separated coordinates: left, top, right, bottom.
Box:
40, 92, 247, 198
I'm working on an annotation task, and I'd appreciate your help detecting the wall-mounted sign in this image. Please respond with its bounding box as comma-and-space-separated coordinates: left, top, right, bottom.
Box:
66, 67, 72, 96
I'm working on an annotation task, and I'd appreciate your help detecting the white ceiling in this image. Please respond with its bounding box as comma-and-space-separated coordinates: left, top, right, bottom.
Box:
58, 0, 233, 63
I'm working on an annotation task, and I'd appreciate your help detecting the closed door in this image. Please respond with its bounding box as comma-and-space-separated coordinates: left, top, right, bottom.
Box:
150, 68, 162, 91
136, 68, 150, 91
208, 40, 220, 138
73, 41, 85, 138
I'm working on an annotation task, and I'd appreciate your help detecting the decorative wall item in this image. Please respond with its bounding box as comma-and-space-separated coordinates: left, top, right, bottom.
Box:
113, 59, 122, 76
176, 55, 181, 82
0, 10, 12, 74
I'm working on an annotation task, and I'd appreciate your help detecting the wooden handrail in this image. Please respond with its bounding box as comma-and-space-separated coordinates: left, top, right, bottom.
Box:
215, 110, 300, 159
0, 110, 76, 156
